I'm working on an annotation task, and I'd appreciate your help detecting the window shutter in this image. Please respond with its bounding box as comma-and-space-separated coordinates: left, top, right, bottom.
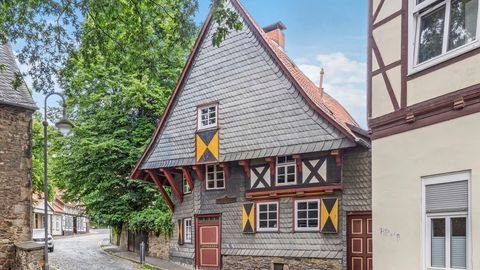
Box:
177, 219, 184, 245
320, 198, 339, 233
425, 181, 468, 213
242, 203, 255, 233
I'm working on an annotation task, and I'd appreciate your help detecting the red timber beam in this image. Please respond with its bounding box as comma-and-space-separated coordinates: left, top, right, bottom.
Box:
192, 165, 205, 181
146, 170, 174, 211
160, 169, 183, 203
238, 160, 250, 178
177, 166, 194, 191
292, 154, 303, 173
265, 157, 275, 177
219, 163, 230, 180
331, 150, 343, 167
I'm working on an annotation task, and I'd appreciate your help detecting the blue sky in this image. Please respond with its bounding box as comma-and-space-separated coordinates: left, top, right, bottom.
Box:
25, 0, 368, 127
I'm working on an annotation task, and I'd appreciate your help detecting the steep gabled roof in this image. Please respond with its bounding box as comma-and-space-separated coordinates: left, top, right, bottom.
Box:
0, 43, 36, 110
131, 0, 365, 178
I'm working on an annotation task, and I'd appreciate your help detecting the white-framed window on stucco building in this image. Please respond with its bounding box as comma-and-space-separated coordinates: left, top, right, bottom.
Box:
422, 171, 471, 270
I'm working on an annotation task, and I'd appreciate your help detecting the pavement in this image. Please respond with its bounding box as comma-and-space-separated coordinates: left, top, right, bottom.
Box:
49, 229, 188, 270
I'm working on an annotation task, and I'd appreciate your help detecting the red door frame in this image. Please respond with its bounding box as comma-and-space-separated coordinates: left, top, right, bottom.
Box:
347, 211, 372, 270
195, 213, 222, 270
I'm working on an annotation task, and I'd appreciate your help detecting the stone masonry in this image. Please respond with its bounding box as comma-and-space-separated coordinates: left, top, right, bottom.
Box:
223, 256, 342, 270
0, 105, 34, 269
14, 242, 44, 270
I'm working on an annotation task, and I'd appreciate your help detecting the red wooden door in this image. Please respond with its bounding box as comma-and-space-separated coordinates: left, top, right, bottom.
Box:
196, 215, 221, 270
348, 213, 372, 270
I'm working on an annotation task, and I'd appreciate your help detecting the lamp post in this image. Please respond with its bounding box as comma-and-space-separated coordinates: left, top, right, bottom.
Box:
43, 92, 74, 270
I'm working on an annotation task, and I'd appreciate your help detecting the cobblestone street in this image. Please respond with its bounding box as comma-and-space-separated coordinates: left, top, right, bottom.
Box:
50, 229, 139, 270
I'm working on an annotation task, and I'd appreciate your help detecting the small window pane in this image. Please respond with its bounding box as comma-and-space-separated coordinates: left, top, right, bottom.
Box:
298, 202, 307, 210
260, 221, 267, 228
278, 175, 285, 183
448, 0, 478, 51
286, 155, 294, 162
298, 220, 307, 228
308, 201, 318, 209
431, 218, 446, 268
269, 204, 277, 211
287, 173, 295, 182
269, 221, 277, 228
287, 166, 295, 174
309, 210, 318, 219
269, 212, 277, 219
278, 167, 285, 174
208, 181, 215, 189
451, 218, 467, 268
418, 6, 446, 63
259, 213, 267, 220
259, 204, 267, 211
217, 180, 224, 188
298, 211, 307, 219
308, 219, 318, 227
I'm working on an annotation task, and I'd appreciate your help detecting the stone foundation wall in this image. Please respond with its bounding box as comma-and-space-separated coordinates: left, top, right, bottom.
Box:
222, 256, 342, 270
15, 242, 44, 270
0, 105, 34, 269
147, 232, 170, 259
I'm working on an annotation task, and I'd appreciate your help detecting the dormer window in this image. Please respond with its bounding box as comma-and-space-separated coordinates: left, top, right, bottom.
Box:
198, 104, 217, 130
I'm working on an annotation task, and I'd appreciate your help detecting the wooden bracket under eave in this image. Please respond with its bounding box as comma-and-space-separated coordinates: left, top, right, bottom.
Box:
292, 154, 303, 173
219, 163, 230, 180
160, 169, 183, 203
192, 165, 205, 181
238, 160, 250, 178
265, 157, 275, 177
146, 170, 174, 211
330, 150, 342, 167
177, 166, 194, 191
453, 97, 465, 110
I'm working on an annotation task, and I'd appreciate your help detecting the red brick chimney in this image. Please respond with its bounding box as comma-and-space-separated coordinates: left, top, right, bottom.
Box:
263, 21, 287, 49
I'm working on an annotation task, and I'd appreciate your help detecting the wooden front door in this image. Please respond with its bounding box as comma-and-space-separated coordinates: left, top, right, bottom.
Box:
347, 213, 372, 270
195, 214, 221, 270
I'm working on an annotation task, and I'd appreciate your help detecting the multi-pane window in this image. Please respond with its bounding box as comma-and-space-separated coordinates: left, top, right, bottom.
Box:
294, 199, 320, 231
276, 155, 296, 185
184, 218, 192, 243
198, 105, 217, 130
423, 172, 469, 270
412, 0, 479, 66
206, 164, 225, 190
256, 202, 279, 232
183, 175, 191, 195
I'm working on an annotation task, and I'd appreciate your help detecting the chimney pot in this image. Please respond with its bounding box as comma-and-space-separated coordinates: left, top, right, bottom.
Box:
319, 68, 325, 99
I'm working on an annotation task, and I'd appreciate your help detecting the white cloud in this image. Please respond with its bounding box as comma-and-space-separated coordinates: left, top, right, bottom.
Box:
297, 52, 367, 128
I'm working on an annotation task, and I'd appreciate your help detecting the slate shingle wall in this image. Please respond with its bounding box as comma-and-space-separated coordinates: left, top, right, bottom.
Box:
169, 148, 372, 267
141, 3, 354, 170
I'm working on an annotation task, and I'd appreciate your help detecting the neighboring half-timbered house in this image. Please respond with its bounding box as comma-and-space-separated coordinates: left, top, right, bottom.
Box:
368, 0, 480, 269
132, 1, 372, 269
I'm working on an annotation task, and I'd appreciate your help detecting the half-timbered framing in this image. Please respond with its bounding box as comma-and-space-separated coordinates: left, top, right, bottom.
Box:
132, 1, 372, 269
369, 0, 480, 269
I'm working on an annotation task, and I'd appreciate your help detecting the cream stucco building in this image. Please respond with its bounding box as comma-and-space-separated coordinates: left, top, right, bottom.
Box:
368, 0, 480, 269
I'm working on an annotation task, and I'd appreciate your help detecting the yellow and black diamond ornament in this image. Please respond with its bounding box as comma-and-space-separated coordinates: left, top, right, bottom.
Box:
196, 129, 219, 162
320, 198, 339, 233
242, 203, 255, 233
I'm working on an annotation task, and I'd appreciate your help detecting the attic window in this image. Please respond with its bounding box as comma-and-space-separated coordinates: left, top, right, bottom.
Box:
198, 104, 217, 130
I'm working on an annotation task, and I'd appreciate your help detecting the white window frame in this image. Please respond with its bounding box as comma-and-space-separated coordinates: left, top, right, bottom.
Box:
205, 164, 225, 190
197, 104, 218, 130
276, 156, 296, 186
408, 0, 480, 74
256, 201, 279, 232
184, 218, 192, 243
421, 171, 471, 270
183, 174, 191, 195
294, 199, 320, 232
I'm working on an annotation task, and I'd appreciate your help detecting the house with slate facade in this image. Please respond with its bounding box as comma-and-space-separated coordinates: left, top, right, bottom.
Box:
0, 42, 37, 269
131, 1, 372, 269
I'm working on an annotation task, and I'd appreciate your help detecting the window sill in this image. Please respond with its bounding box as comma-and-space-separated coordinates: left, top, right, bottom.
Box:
409, 41, 480, 77
294, 228, 319, 233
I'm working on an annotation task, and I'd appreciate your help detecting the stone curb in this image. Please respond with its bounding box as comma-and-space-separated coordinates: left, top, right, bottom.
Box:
100, 244, 166, 270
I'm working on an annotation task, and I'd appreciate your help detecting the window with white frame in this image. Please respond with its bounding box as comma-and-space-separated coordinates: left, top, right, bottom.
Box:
410, 0, 479, 70
184, 218, 192, 243
197, 104, 217, 130
276, 155, 296, 185
294, 199, 319, 231
183, 175, 191, 195
423, 172, 470, 270
256, 202, 279, 231
206, 164, 225, 190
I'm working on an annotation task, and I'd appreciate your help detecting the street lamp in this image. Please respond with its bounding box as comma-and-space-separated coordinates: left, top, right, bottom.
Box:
43, 92, 74, 270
